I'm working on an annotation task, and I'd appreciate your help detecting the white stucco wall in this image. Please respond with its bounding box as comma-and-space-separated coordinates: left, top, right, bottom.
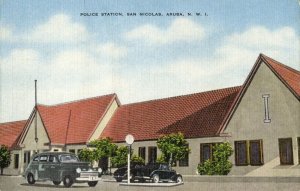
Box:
224, 62, 300, 175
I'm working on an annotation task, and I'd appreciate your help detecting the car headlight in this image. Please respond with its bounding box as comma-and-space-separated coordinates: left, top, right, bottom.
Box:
98, 168, 102, 173
76, 168, 81, 173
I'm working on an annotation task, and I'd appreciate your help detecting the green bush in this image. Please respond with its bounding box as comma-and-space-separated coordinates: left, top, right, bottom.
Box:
78, 148, 94, 164
0, 145, 11, 175
131, 154, 145, 164
110, 146, 128, 168
197, 142, 233, 175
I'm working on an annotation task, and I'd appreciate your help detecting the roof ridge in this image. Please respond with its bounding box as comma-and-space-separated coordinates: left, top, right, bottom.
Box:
261, 53, 300, 74
0, 120, 27, 125
122, 86, 241, 107
37, 93, 116, 107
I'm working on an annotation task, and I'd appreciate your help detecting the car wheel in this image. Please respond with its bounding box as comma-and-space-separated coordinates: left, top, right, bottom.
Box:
152, 174, 159, 183
115, 177, 122, 182
176, 176, 183, 183
27, 173, 35, 185
63, 175, 74, 187
88, 181, 98, 187
53, 181, 61, 185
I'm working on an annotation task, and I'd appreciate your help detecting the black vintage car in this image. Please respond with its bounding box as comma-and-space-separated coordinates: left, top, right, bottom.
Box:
114, 163, 183, 183
113, 162, 144, 182
23, 152, 102, 187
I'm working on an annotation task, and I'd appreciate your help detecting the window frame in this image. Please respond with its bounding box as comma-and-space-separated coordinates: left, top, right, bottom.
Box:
249, 140, 264, 166
138, 147, 146, 161
148, 146, 157, 163
200, 143, 213, 164
234, 140, 249, 166
278, 138, 294, 165
14, 154, 19, 169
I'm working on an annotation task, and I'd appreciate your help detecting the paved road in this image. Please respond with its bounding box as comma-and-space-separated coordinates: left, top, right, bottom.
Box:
1, 175, 300, 191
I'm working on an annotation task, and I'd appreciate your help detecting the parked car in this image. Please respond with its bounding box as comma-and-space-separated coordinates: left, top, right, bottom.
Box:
132, 163, 183, 183
113, 162, 144, 182
23, 152, 102, 187
114, 162, 183, 183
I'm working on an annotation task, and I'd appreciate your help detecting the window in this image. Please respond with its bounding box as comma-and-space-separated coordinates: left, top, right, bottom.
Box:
235, 141, 248, 166
298, 137, 300, 164
69, 149, 75, 153
49, 155, 58, 163
39, 155, 48, 162
33, 156, 39, 161
24, 152, 27, 163
179, 153, 189, 167
262, 94, 271, 123
200, 143, 213, 163
249, 140, 264, 165
279, 138, 293, 165
24, 151, 30, 164
53, 149, 59, 152
138, 147, 146, 161
179, 144, 189, 167
148, 147, 157, 163
14, 154, 19, 169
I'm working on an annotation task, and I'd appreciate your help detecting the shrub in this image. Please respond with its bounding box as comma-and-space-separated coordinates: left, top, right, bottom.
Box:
197, 142, 233, 175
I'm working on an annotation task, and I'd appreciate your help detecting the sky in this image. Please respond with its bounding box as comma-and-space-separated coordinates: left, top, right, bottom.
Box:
0, 0, 299, 123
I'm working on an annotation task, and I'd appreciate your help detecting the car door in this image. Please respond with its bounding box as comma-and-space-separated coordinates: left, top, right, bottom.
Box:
37, 155, 49, 179
46, 155, 60, 181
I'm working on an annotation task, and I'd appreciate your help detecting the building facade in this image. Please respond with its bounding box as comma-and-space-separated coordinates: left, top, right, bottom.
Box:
0, 54, 299, 176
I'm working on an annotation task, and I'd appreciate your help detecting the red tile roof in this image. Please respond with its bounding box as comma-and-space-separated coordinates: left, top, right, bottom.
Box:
262, 55, 300, 98
101, 87, 241, 142
37, 94, 116, 144
0, 120, 27, 148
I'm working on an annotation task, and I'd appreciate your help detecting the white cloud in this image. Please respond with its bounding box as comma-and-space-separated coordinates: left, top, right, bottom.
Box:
25, 14, 88, 43
0, 26, 12, 41
95, 43, 127, 60
125, 18, 205, 45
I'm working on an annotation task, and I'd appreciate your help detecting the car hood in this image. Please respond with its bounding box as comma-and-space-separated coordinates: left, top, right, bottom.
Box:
61, 161, 91, 170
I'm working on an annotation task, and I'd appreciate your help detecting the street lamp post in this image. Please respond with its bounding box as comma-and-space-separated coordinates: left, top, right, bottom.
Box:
125, 134, 134, 184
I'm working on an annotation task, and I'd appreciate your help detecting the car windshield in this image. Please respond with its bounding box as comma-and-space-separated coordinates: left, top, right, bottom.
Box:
59, 154, 79, 162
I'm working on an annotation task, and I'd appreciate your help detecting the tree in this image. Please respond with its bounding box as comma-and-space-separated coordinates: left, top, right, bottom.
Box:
89, 138, 118, 161
197, 142, 233, 175
0, 145, 11, 175
110, 146, 128, 168
157, 132, 190, 166
78, 148, 94, 164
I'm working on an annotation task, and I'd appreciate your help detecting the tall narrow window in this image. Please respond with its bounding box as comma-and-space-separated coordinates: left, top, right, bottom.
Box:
262, 94, 271, 123
148, 147, 157, 163
14, 154, 19, 169
200, 143, 213, 163
179, 144, 189, 167
235, 141, 248, 166
138, 147, 146, 161
249, 140, 264, 165
278, 138, 293, 165
298, 137, 300, 164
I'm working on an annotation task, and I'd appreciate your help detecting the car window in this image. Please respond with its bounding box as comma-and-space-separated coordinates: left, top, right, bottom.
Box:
49, 155, 58, 163
59, 154, 79, 162
39, 155, 48, 162
33, 156, 39, 161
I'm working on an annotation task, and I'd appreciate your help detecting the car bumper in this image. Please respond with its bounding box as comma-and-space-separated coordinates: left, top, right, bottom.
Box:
76, 177, 101, 181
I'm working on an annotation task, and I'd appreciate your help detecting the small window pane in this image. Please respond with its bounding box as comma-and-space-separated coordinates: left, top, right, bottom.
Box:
39, 155, 48, 162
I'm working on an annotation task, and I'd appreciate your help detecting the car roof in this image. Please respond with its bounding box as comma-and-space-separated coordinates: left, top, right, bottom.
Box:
34, 152, 75, 156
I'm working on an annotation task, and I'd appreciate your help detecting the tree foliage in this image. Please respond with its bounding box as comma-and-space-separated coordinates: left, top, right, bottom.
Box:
197, 142, 233, 175
78, 148, 94, 164
131, 154, 145, 164
89, 138, 118, 160
0, 145, 11, 175
110, 146, 128, 168
157, 132, 190, 165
